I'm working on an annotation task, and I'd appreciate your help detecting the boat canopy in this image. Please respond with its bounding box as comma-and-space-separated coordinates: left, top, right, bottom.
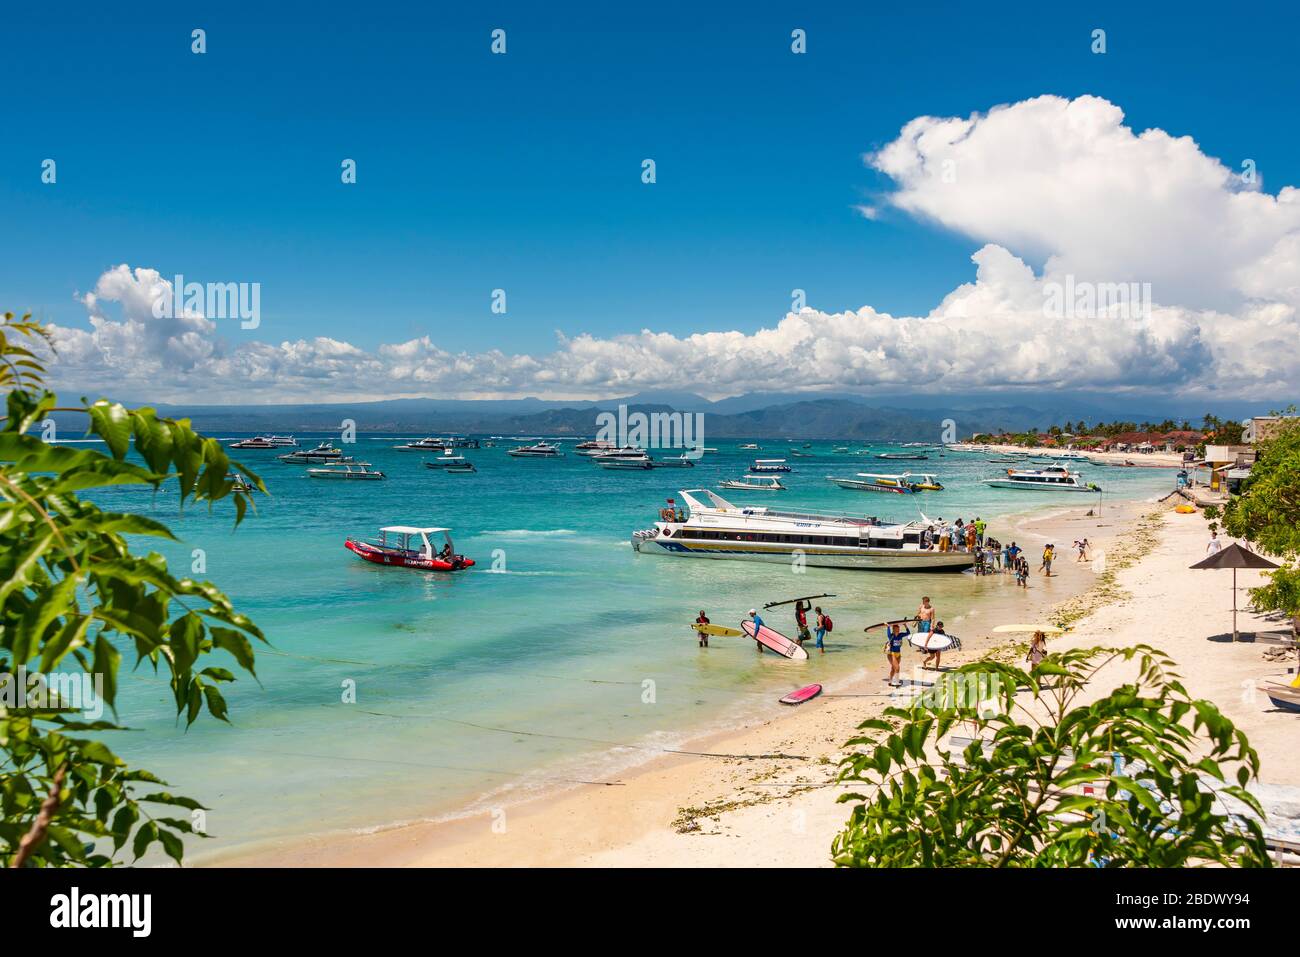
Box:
381, 526, 450, 535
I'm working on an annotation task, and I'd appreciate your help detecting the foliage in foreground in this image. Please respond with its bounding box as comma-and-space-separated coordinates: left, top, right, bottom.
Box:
1, 312, 266, 866
1208, 413, 1300, 627
832, 646, 1270, 867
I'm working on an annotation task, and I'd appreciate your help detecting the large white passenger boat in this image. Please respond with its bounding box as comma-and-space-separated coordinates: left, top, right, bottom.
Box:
983, 465, 1100, 492
631, 489, 973, 571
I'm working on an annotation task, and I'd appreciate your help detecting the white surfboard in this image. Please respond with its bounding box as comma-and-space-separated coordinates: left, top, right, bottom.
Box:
909, 633, 957, 651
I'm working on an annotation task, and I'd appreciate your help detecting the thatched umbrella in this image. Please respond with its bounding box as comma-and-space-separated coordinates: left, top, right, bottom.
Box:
1189, 542, 1280, 641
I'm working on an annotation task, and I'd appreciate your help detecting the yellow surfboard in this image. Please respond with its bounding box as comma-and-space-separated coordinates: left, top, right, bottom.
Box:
692, 623, 743, 637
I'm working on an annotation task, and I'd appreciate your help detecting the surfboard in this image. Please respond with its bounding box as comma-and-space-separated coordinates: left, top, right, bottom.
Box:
741, 620, 809, 660
863, 617, 920, 633
763, 593, 836, 609
909, 633, 956, 651
779, 683, 823, 705
692, 623, 743, 637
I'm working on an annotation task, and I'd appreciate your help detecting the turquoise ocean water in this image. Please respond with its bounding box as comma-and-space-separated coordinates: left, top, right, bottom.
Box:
84, 437, 1177, 858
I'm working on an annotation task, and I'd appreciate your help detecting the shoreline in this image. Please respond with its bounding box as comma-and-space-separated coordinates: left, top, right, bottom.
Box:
209, 495, 1169, 867
976, 442, 1186, 469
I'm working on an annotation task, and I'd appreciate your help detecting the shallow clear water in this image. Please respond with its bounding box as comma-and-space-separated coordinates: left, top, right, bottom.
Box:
85, 437, 1177, 856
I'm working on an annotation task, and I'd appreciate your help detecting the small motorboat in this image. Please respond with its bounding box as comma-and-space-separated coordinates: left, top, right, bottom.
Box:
738, 443, 760, 451
443, 462, 477, 473
828, 473, 916, 494
508, 442, 564, 457
901, 472, 944, 491
345, 526, 475, 571
750, 459, 792, 473
423, 451, 471, 468
308, 465, 385, 480
877, 452, 929, 460
719, 475, 785, 491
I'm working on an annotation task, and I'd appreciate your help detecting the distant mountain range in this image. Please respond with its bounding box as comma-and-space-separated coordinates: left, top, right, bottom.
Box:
56, 389, 1285, 442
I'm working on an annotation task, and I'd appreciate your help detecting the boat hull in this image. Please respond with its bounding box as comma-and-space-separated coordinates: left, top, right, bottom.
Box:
632, 535, 972, 571
831, 480, 914, 493
345, 539, 475, 570
983, 479, 1096, 492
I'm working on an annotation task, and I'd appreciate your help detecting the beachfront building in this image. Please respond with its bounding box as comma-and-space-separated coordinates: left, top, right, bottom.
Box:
1243, 415, 1298, 444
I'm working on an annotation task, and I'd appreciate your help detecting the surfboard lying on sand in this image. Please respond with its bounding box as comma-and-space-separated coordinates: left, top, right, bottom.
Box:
741, 620, 809, 660
908, 633, 957, 651
779, 683, 823, 705
692, 623, 743, 637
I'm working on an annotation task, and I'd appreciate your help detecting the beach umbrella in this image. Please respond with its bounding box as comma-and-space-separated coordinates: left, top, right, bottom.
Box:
1189, 542, 1279, 641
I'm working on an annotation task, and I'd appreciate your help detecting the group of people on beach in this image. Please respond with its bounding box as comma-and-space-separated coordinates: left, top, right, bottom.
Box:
919, 515, 986, 553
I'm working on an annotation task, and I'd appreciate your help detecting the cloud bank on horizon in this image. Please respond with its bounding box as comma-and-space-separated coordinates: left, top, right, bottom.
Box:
46, 95, 1300, 404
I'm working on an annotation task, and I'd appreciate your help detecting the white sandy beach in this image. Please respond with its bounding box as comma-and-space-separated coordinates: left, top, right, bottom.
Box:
212, 495, 1297, 868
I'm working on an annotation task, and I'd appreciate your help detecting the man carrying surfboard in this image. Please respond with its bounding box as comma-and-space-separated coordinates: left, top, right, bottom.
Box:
748, 609, 765, 654
794, 600, 811, 646
695, 610, 711, 647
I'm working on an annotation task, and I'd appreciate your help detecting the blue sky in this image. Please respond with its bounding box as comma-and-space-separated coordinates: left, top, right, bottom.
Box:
4, 1, 1300, 401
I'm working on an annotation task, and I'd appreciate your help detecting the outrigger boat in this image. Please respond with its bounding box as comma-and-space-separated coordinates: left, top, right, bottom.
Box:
231, 434, 298, 449
828, 472, 916, 494
631, 490, 972, 571
983, 465, 1100, 492
308, 464, 385, 480
719, 475, 785, 491
877, 452, 929, 460
750, 459, 792, 473
508, 442, 564, 457
345, 526, 474, 571
443, 462, 477, 473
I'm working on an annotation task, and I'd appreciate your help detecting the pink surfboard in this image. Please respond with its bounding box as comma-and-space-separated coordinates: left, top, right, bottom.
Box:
779, 683, 823, 705
741, 620, 810, 660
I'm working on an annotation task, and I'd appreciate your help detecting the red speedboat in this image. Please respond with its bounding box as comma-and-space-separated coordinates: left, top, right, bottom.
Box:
344, 525, 475, 571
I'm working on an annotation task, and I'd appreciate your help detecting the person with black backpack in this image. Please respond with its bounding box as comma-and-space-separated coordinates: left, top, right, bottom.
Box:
814, 606, 832, 654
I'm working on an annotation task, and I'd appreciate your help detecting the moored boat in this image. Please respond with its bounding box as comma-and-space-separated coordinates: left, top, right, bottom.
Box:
308, 464, 385, 480
345, 525, 474, 570
593, 447, 653, 469
719, 475, 785, 491
231, 434, 298, 449
828, 472, 916, 494
901, 472, 944, 491
750, 458, 792, 473
278, 442, 347, 463
508, 442, 564, 457
423, 451, 470, 468
631, 490, 972, 571
983, 465, 1100, 492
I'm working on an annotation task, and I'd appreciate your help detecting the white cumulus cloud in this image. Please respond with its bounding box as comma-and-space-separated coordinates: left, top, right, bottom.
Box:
38, 95, 1300, 404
